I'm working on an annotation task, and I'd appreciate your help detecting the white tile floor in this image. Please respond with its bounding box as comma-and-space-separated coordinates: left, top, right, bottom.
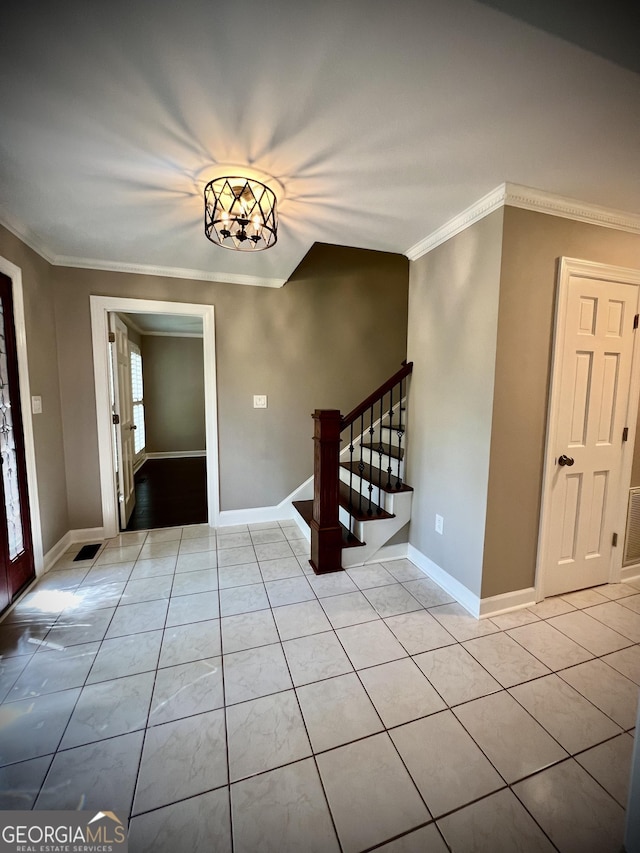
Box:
0, 520, 638, 852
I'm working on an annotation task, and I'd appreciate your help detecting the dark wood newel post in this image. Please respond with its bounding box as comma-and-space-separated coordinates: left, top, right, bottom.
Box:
310, 409, 343, 574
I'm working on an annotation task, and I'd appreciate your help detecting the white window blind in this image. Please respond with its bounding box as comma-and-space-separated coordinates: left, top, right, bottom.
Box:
130, 345, 146, 456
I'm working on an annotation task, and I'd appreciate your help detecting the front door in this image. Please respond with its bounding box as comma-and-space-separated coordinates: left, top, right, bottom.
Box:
540, 260, 640, 598
109, 314, 136, 529
0, 273, 34, 611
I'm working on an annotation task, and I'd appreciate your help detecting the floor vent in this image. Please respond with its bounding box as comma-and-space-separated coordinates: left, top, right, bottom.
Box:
74, 543, 101, 561
623, 488, 640, 565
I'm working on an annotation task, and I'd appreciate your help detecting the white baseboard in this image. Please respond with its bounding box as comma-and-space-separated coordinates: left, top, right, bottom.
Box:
146, 451, 206, 459
407, 545, 480, 616
478, 587, 537, 618
217, 476, 318, 529
43, 527, 106, 574
42, 531, 73, 574
365, 543, 409, 565
406, 544, 536, 619
621, 565, 640, 583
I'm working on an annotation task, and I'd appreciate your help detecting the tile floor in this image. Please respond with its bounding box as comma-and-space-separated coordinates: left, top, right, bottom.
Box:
0, 520, 638, 852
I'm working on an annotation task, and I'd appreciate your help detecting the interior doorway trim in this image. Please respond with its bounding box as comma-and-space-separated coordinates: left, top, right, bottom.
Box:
536, 257, 640, 602
0, 255, 44, 573
90, 296, 219, 539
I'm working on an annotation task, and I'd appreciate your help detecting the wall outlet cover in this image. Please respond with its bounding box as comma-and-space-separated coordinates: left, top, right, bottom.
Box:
253, 395, 268, 409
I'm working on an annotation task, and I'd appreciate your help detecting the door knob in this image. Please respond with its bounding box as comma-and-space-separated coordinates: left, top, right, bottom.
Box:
558, 454, 575, 467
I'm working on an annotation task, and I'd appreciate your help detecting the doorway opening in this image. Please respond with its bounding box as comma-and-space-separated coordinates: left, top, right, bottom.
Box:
90, 297, 219, 540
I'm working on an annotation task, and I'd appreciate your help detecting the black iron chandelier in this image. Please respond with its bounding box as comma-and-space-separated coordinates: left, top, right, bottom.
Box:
204, 176, 278, 251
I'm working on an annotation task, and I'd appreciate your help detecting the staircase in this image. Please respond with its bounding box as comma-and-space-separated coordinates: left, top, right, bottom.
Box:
294, 362, 413, 572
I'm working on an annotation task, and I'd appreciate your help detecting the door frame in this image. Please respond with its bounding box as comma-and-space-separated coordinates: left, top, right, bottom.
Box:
536, 257, 640, 601
90, 296, 219, 539
0, 255, 44, 574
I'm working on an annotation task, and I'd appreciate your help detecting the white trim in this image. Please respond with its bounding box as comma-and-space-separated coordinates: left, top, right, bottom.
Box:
0, 213, 285, 289
478, 587, 537, 618
0, 255, 44, 576
218, 505, 295, 528
146, 451, 206, 459
406, 544, 536, 618
0, 213, 57, 265
54, 256, 285, 289
42, 526, 106, 573
406, 182, 640, 261
407, 185, 507, 260
621, 566, 640, 584
68, 526, 106, 543
365, 543, 409, 564
503, 184, 640, 235
43, 531, 72, 573
536, 258, 640, 602
407, 544, 480, 617
90, 296, 220, 539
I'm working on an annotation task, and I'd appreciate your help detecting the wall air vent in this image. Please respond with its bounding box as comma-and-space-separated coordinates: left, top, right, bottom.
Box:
623, 488, 640, 566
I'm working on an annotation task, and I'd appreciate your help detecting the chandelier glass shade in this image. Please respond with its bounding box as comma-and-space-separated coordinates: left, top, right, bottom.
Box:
204, 176, 278, 251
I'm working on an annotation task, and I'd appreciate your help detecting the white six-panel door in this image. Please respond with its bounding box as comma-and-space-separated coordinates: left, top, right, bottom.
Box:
540, 260, 640, 598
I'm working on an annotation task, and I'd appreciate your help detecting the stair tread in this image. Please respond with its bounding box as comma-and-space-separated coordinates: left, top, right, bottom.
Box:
361, 441, 405, 461
339, 481, 394, 521
292, 500, 365, 548
341, 461, 412, 493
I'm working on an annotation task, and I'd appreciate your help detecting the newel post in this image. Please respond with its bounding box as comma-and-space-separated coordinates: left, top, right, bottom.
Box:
310, 409, 343, 574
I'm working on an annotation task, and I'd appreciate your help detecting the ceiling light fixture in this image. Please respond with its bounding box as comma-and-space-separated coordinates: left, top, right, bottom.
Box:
204, 176, 277, 251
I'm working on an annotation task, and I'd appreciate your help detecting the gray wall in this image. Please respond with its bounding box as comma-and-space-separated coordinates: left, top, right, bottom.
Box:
406, 210, 504, 597
482, 206, 640, 598
141, 336, 206, 453
0, 226, 69, 554
52, 243, 409, 526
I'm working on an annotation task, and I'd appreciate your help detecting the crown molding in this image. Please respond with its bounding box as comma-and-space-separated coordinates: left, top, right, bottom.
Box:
0, 211, 58, 265
54, 255, 286, 288
0, 211, 285, 288
406, 185, 506, 261
406, 182, 640, 261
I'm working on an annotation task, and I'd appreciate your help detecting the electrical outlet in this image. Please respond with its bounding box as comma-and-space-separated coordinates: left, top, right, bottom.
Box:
435, 514, 444, 535
253, 395, 267, 409
31, 396, 43, 414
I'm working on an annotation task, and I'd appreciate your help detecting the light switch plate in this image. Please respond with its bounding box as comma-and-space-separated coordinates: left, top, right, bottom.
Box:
253, 395, 268, 409
31, 395, 43, 414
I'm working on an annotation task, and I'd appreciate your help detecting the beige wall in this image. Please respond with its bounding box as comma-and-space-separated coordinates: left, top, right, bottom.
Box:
406, 210, 504, 597
141, 336, 206, 453
52, 243, 408, 526
0, 226, 69, 554
482, 207, 640, 598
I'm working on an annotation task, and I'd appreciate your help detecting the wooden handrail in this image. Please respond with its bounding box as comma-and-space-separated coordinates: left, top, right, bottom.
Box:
341, 361, 413, 429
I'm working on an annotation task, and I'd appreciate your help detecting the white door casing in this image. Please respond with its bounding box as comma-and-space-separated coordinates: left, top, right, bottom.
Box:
538, 258, 640, 599
90, 296, 219, 539
0, 255, 43, 575
109, 313, 136, 528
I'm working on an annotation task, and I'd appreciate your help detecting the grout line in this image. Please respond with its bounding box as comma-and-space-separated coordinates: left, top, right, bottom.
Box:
2, 535, 637, 847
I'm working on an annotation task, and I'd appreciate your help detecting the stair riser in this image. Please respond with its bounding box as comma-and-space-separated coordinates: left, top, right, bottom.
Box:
339, 467, 397, 512
342, 491, 413, 567
359, 447, 405, 479
378, 426, 406, 448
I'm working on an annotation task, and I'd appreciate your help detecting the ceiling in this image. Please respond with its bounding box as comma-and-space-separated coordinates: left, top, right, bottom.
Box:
120, 312, 203, 337
1, 0, 638, 287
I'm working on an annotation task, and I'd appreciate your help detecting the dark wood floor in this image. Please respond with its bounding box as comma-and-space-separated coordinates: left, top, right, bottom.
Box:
125, 457, 207, 531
